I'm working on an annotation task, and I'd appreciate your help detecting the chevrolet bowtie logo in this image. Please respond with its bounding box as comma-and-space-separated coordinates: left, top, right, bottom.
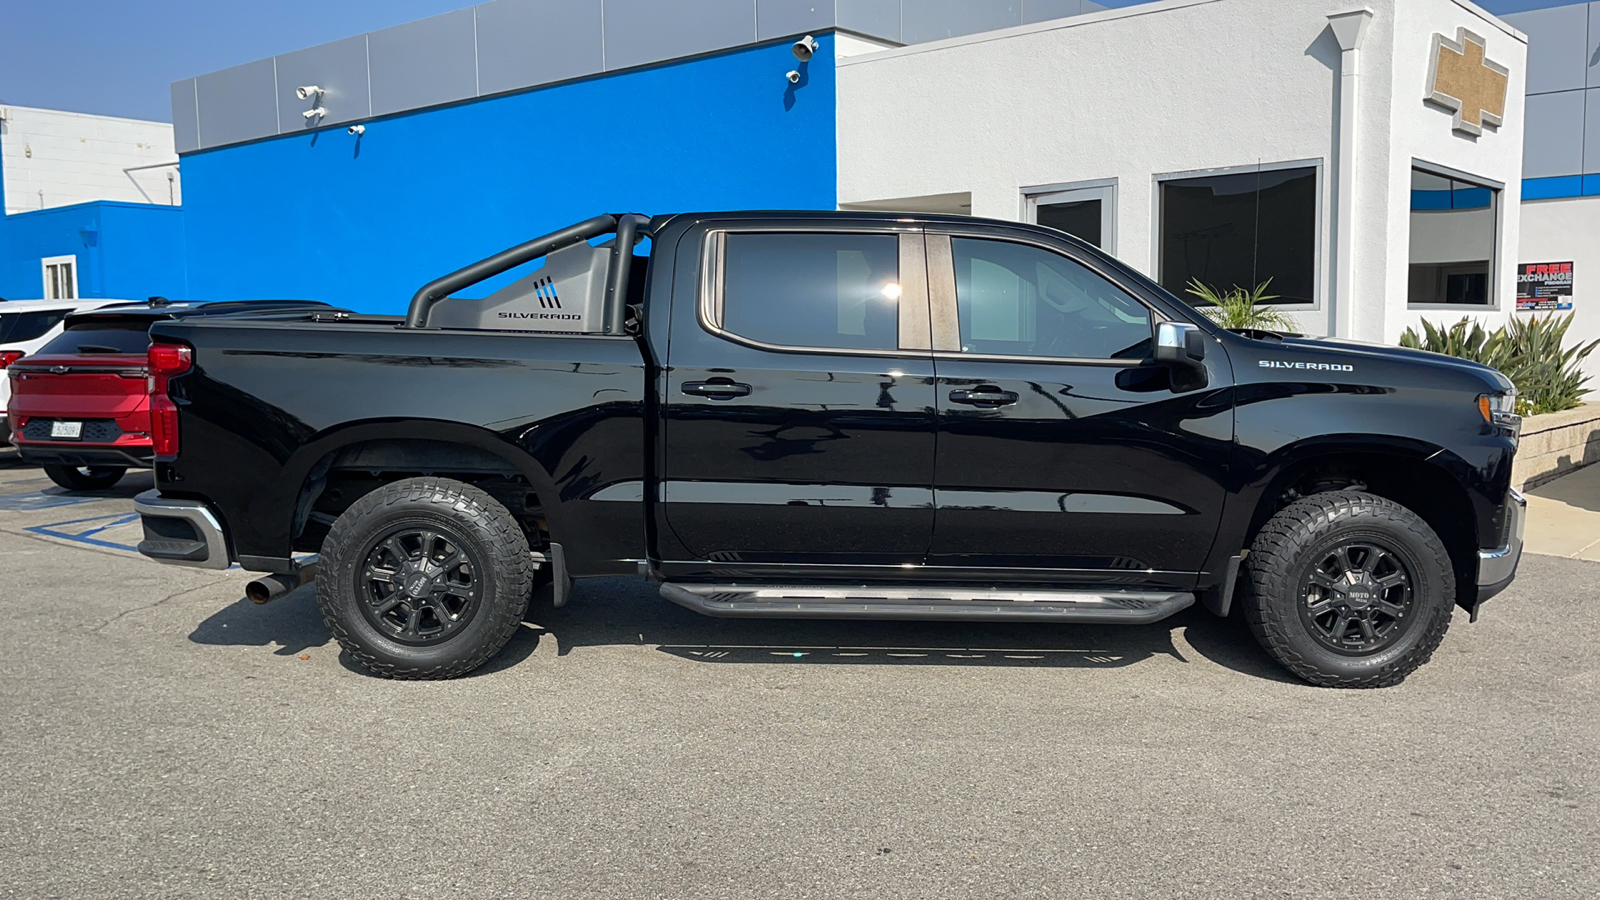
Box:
1426, 28, 1509, 137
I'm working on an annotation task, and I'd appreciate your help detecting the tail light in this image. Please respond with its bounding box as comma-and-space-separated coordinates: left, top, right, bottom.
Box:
0, 350, 22, 368
148, 341, 193, 457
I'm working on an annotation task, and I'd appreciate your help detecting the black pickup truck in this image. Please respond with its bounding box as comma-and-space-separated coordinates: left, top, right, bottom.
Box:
133, 211, 1525, 688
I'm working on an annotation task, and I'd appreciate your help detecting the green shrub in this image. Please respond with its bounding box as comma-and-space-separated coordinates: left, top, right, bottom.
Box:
1399, 314, 1599, 416
1185, 279, 1295, 332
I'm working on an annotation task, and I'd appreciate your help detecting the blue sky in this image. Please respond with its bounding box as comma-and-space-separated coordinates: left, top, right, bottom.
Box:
0, 0, 1574, 123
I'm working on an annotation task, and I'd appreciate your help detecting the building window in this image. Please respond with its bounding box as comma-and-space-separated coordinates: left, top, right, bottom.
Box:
41, 256, 78, 301
950, 237, 1152, 360
1408, 168, 1498, 306
1158, 165, 1319, 305
719, 233, 901, 351
1025, 182, 1116, 252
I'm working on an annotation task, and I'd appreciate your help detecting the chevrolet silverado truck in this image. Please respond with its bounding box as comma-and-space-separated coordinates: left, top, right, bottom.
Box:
131, 211, 1525, 688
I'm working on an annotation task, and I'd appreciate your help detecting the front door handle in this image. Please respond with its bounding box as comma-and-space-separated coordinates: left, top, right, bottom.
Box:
949, 388, 1019, 407
682, 380, 752, 399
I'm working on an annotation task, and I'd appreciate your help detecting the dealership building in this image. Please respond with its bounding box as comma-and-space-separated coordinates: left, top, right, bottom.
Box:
9, 0, 1600, 371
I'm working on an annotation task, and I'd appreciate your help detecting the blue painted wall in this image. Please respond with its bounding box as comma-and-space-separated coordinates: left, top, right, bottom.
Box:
0, 202, 188, 302
180, 36, 839, 313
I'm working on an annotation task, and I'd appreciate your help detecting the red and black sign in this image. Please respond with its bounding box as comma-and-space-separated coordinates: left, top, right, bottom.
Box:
1517, 261, 1574, 311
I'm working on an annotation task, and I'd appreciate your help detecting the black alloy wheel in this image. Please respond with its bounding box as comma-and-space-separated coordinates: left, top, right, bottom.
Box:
358, 526, 483, 645
1299, 541, 1416, 655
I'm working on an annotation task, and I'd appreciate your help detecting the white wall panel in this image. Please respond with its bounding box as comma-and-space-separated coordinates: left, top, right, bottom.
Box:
1, 106, 180, 214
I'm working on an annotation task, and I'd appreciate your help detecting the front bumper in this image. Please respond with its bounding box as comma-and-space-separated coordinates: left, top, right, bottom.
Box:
133, 490, 231, 570
1476, 487, 1526, 606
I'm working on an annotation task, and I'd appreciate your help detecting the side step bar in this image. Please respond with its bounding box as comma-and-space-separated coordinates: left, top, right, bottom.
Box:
660, 583, 1195, 625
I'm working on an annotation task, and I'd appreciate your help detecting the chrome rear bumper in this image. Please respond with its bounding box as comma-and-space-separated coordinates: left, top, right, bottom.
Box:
133, 490, 231, 570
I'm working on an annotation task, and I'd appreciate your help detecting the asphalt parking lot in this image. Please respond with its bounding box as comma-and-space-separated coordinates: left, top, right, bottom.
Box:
0, 450, 1595, 900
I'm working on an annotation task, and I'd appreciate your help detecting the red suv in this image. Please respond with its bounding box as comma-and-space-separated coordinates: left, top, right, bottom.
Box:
7, 301, 329, 490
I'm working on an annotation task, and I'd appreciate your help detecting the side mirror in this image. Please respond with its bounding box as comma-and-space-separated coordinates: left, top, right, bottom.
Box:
1153, 322, 1208, 391
1154, 322, 1206, 365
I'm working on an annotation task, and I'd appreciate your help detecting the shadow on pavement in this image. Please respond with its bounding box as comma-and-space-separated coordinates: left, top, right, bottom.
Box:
188, 586, 331, 657
184, 576, 1298, 684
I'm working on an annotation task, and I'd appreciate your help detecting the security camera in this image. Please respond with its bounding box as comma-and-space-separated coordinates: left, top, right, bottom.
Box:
786, 70, 801, 84
348, 124, 365, 135
295, 85, 323, 100
792, 35, 818, 62
303, 107, 327, 120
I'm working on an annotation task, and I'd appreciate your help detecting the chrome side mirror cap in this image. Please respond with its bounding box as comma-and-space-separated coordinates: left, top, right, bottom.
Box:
1155, 322, 1206, 365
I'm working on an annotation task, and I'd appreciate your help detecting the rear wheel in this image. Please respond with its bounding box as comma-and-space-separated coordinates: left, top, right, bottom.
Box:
43, 464, 126, 491
1244, 490, 1454, 688
316, 477, 533, 679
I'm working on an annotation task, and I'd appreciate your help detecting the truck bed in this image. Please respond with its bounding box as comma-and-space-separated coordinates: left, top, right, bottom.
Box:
149, 313, 649, 572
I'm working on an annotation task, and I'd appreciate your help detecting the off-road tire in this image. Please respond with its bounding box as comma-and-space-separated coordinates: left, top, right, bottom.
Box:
43, 464, 126, 491
317, 477, 533, 680
1245, 490, 1454, 688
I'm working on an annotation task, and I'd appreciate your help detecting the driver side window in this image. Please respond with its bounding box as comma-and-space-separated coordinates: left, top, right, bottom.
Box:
951, 237, 1152, 360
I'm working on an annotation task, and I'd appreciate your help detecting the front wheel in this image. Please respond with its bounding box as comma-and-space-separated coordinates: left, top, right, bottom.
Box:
1244, 490, 1454, 688
43, 464, 126, 491
316, 477, 534, 679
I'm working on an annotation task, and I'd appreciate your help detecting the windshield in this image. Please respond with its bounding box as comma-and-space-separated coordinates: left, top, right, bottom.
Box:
35, 322, 151, 355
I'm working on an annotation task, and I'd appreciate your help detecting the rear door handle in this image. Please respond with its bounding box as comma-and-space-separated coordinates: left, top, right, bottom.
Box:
949, 388, 1018, 407
682, 380, 752, 399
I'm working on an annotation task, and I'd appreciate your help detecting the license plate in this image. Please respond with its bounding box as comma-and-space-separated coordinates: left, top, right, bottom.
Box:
49, 421, 83, 440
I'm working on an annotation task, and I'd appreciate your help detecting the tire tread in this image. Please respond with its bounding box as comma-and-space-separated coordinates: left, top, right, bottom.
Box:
315, 477, 532, 680
1244, 490, 1454, 689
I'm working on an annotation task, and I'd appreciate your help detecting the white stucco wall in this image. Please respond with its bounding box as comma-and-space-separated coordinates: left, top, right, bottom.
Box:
1382, 0, 1525, 344
1520, 195, 1600, 382
836, 0, 1526, 345
0, 106, 181, 214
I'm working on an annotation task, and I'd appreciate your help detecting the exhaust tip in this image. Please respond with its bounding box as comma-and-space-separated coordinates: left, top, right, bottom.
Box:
245, 577, 282, 605
244, 560, 318, 605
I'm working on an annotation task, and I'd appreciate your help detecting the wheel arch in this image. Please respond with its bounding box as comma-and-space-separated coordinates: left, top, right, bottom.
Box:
283, 419, 565, 549
1239, 436, 1482, 609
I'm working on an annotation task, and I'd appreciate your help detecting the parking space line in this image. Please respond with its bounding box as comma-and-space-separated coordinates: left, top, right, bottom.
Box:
23, 512, 143, 554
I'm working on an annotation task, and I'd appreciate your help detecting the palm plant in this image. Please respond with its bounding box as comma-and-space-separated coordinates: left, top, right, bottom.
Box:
1185, 278, 1295, 332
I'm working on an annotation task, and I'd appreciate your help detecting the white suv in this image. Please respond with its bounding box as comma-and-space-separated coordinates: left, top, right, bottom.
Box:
0, 299, 131, 444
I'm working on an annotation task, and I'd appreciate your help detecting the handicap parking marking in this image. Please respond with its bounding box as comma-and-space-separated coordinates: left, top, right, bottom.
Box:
24, 512, 143, 554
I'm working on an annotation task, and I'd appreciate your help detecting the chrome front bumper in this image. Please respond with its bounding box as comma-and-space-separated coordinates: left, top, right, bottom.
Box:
133, 490, 231, 570
1478, 487, 1526, 592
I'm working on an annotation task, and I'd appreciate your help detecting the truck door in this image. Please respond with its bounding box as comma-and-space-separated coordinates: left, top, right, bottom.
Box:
660, 223, 937, 572
923, 228, 1234, 588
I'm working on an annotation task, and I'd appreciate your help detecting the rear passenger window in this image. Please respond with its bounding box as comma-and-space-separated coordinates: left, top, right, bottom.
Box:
719, 233, 900, 351
0, 310, 69, 343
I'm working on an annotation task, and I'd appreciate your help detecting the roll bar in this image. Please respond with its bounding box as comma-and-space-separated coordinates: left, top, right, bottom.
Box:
404, 213, 651, 330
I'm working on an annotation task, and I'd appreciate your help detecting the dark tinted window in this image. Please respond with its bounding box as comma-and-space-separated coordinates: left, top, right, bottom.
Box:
1408, 168, 1497, 306
36, 323, 152, 355
952, 238, 1152, 360
1159, 166, 1318, 304
0, 310, 69, 344
1037, 199, 1102, 248
721, 233, 900, 351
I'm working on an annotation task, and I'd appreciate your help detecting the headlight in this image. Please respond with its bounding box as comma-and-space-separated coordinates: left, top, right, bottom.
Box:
1479, 389, 1520, 434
